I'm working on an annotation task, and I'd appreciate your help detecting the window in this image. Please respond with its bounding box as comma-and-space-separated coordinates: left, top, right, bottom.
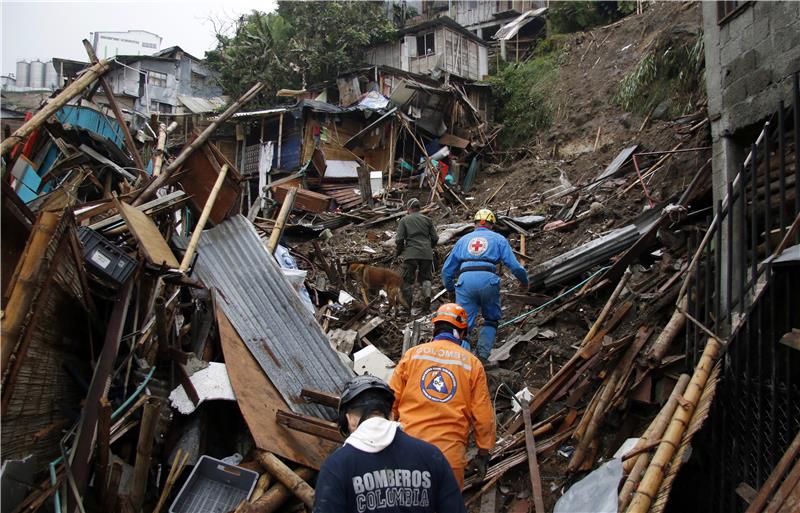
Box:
717, 1, 748, 24
142, 42, 157, 49
150, 100, 172, 114
147, 71, 167, 87
416, 32, 435, 56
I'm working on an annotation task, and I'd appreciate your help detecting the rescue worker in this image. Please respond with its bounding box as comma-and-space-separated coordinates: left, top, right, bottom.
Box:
314, 375, 466, 513
396, 198, 438, 313
389, 304, 496, 488
441, 209, 529, 363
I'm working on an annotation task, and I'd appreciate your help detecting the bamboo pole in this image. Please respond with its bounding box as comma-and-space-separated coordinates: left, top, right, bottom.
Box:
1, 211, 60, 379
249, 473, 273, 503
645, 296, 688, 366
254, 451, 314, 509
625, 339, 721, 513
153, 449, 189, 513
0, 60, 111, 156
82, 39, 147, 178
152, 122, 178, 177
581, 268, 631, 346
267, 187, 297, 254
619, 374, 691, 511
235, 467, 315, 513
130, 399, 161, 510
179, 164, 229, 272
132, 81, 264, 206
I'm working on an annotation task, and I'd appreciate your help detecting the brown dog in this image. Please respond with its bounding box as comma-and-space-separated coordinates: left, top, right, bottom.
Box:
348, 263, 408, 312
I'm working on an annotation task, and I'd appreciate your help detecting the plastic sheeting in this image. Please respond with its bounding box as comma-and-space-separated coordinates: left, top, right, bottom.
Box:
554, 458, 624, 513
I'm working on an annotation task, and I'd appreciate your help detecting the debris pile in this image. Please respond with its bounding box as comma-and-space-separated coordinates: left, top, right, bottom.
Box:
2, 3, 798, 513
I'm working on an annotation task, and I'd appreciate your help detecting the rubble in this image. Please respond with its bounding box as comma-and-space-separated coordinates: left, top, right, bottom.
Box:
1, 3, 798, 513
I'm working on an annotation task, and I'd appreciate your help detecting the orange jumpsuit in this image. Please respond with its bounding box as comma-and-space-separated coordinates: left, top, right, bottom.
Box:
389, 336, 496, 488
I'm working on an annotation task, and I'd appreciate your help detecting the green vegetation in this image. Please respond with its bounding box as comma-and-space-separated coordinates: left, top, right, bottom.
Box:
488, 49, 558, 147
614, 33, 705, 116
205, 1, 396, 104
548, 1, 637, 34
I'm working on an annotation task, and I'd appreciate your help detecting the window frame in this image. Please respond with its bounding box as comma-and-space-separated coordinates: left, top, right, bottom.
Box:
146, 70, 168, 88
717, 1, 751, 25
416, 32, 436, 56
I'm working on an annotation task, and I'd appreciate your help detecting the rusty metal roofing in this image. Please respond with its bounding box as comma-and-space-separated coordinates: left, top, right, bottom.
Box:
180, 215, 353, 418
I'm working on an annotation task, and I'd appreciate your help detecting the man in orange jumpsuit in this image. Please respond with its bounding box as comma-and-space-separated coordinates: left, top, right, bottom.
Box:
389, 304, 496, 488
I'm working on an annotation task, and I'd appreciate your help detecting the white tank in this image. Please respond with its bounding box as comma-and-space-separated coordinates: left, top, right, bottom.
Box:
29, 60, 45, 88
44, 61, 59, 89
15, 61, 29, 87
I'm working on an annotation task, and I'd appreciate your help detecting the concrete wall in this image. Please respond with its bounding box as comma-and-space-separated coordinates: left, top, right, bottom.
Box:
702, 1, 800, 319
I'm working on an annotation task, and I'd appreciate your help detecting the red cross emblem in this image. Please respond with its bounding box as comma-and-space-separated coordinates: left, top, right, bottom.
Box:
467, 237, 488, 256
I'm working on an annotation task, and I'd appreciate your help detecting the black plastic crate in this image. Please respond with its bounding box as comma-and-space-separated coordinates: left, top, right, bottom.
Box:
170, 456, 259, 513
77, 226, 137, 285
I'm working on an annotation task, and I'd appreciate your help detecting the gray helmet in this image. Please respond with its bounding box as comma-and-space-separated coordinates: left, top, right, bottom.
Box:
406, 198, 421, 210
337, 375, 395, 437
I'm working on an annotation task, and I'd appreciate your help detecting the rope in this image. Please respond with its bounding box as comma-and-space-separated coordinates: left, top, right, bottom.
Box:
499, 266, 610, 328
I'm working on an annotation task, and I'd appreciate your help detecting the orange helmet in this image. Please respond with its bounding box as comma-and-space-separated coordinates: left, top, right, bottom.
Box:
432, 303, 468, 330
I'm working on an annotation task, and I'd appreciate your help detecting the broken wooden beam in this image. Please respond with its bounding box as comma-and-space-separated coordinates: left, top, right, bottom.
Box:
179, 164, 230, 271
275, 409, 344, 443
520, 398, 545, 513
254, 450, 315, 509
744, 429, 800, 513
267, 186, 297, 254
235, 467, 315, 513
300, 388, 340, 409
130, 398, 161, 510
96, 398, 112, 499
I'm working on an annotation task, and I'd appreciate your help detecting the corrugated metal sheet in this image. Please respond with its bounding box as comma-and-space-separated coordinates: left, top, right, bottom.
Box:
177, 95, 227, 114
494, 7, 548, 41
179, 215, 353, 418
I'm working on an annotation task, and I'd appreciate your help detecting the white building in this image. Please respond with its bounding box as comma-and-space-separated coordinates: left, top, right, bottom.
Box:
90, 30, 162, 59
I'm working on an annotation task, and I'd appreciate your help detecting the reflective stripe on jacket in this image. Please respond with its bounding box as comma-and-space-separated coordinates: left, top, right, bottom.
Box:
389, 338, 496, 470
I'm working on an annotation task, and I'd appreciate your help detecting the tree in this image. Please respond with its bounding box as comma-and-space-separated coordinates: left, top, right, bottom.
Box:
205, 1, 397, 105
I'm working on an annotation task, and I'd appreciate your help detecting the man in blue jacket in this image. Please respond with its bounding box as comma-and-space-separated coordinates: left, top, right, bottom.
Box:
313, 375, 466, 513
441, 209, 529, 363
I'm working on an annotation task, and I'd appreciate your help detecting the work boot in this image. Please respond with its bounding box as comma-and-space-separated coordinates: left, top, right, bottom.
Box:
421, 280, 432, 312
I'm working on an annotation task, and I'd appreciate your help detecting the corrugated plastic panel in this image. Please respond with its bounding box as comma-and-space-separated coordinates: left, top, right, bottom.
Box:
180, 215, 353, 417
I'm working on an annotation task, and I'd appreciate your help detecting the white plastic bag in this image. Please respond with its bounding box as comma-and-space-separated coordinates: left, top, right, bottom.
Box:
553, 458, 623, 513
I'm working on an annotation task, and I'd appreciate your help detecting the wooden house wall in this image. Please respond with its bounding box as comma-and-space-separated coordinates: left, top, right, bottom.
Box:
1, 213, 90, 467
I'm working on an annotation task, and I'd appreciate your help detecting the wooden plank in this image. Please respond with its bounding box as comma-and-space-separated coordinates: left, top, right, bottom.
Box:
300, 388, 339, 408
747, 430, 800, 513
765, 459, 800, 513
439, 133, 470, 149
521, 398, 545, 513
356, 317, 384, 339
276, 410, 344, 443
215, 300, 338, 470
114, 198, 179, 267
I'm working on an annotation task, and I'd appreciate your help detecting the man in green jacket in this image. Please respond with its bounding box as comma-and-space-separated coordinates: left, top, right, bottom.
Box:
396, 198, 438, 313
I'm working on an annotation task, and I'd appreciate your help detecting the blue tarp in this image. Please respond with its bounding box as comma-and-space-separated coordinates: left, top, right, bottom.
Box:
14, 106, 126, 203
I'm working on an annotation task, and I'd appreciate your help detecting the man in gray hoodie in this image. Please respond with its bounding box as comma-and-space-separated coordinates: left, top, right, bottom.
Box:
313, 375, 466, 513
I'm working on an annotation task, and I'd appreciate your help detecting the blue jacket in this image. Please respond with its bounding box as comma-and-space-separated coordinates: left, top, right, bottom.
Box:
441, 227, 529, 291
313, 430, 466, 513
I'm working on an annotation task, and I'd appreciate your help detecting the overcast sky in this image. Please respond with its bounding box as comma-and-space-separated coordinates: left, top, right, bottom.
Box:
1, 0, 277, 75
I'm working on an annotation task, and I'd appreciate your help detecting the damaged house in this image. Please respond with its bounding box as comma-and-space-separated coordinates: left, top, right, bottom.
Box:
87, 46, 223, 129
